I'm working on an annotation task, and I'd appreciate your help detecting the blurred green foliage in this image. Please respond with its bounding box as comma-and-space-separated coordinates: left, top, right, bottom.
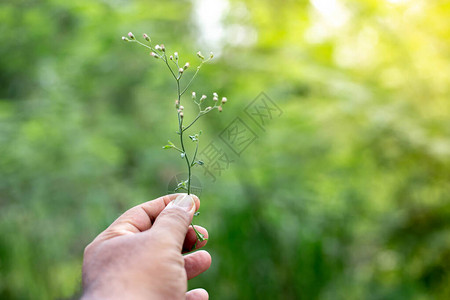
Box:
1, 0, 450, 299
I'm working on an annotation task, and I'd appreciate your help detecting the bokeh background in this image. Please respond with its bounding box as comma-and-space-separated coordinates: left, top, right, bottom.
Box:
1, 0, 450, 299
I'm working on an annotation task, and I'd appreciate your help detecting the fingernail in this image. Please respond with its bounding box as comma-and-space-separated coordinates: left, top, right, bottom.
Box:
170, 194, 195, 212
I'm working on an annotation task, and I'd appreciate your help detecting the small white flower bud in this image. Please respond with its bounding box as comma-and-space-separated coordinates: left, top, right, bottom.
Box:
192, 92, 196, 99
175, 100, 180, 108
128, 32, 135, 39
180, 112, 184, 118
197, 51, 205, 59
122, 36, 129, 42
205, 106, 212, 112
213, 92, 218, 98
213, 96, 218, 102
221, 97, 227, 104
200, 95, 207, 102
169, 55, 173, 60
160, 44, 165, 52
155, 45, 161, 50
218, 106, 223, 112
150, 52, 159, 59
184, 62, 190, 70
174, 52, 179, 60
143, 33, 150, 41
179, 68, 184, 73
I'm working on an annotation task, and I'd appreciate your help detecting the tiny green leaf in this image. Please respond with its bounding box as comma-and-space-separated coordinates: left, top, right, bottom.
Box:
176, 180, 188, 190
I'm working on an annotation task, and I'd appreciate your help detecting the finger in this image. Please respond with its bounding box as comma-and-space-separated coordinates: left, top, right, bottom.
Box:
184, 250, 212, 280
95, 194, 200, 242
186, 288, 209, 300
182, 225, 209, 253
148, 194, 197, 251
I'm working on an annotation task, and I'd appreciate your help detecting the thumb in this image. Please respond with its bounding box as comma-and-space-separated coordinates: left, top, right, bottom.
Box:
148, 194, 196, 251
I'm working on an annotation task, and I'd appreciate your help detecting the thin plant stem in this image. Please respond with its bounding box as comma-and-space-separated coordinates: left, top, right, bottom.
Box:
180, 66, 202, 96
128, 35, 211, 242
182, 113, 202, 133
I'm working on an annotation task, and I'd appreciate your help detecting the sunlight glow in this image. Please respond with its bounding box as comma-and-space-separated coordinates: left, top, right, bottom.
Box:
386, 0, 410, 4
192, 0, 229, 55
310, 0, 349, 27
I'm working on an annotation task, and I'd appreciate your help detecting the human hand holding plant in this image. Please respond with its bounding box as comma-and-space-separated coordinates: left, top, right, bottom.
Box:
82, 32, 224, 300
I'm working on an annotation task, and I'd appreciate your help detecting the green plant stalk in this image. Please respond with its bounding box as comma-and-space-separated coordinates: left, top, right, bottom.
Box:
167, 52, 206, 242
128, 37, 217, 242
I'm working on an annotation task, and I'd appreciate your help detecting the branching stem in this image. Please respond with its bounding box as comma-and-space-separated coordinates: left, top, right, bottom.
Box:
128, 36, 217, 242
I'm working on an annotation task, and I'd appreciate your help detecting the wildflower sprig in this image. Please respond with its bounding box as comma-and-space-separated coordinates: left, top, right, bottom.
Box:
123, 32, 228, 242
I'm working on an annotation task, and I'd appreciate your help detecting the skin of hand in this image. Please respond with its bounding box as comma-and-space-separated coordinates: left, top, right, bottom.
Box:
81, 194, 211, 300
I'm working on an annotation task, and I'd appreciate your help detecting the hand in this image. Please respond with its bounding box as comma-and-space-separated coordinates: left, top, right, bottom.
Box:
81, 194, 211, 300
